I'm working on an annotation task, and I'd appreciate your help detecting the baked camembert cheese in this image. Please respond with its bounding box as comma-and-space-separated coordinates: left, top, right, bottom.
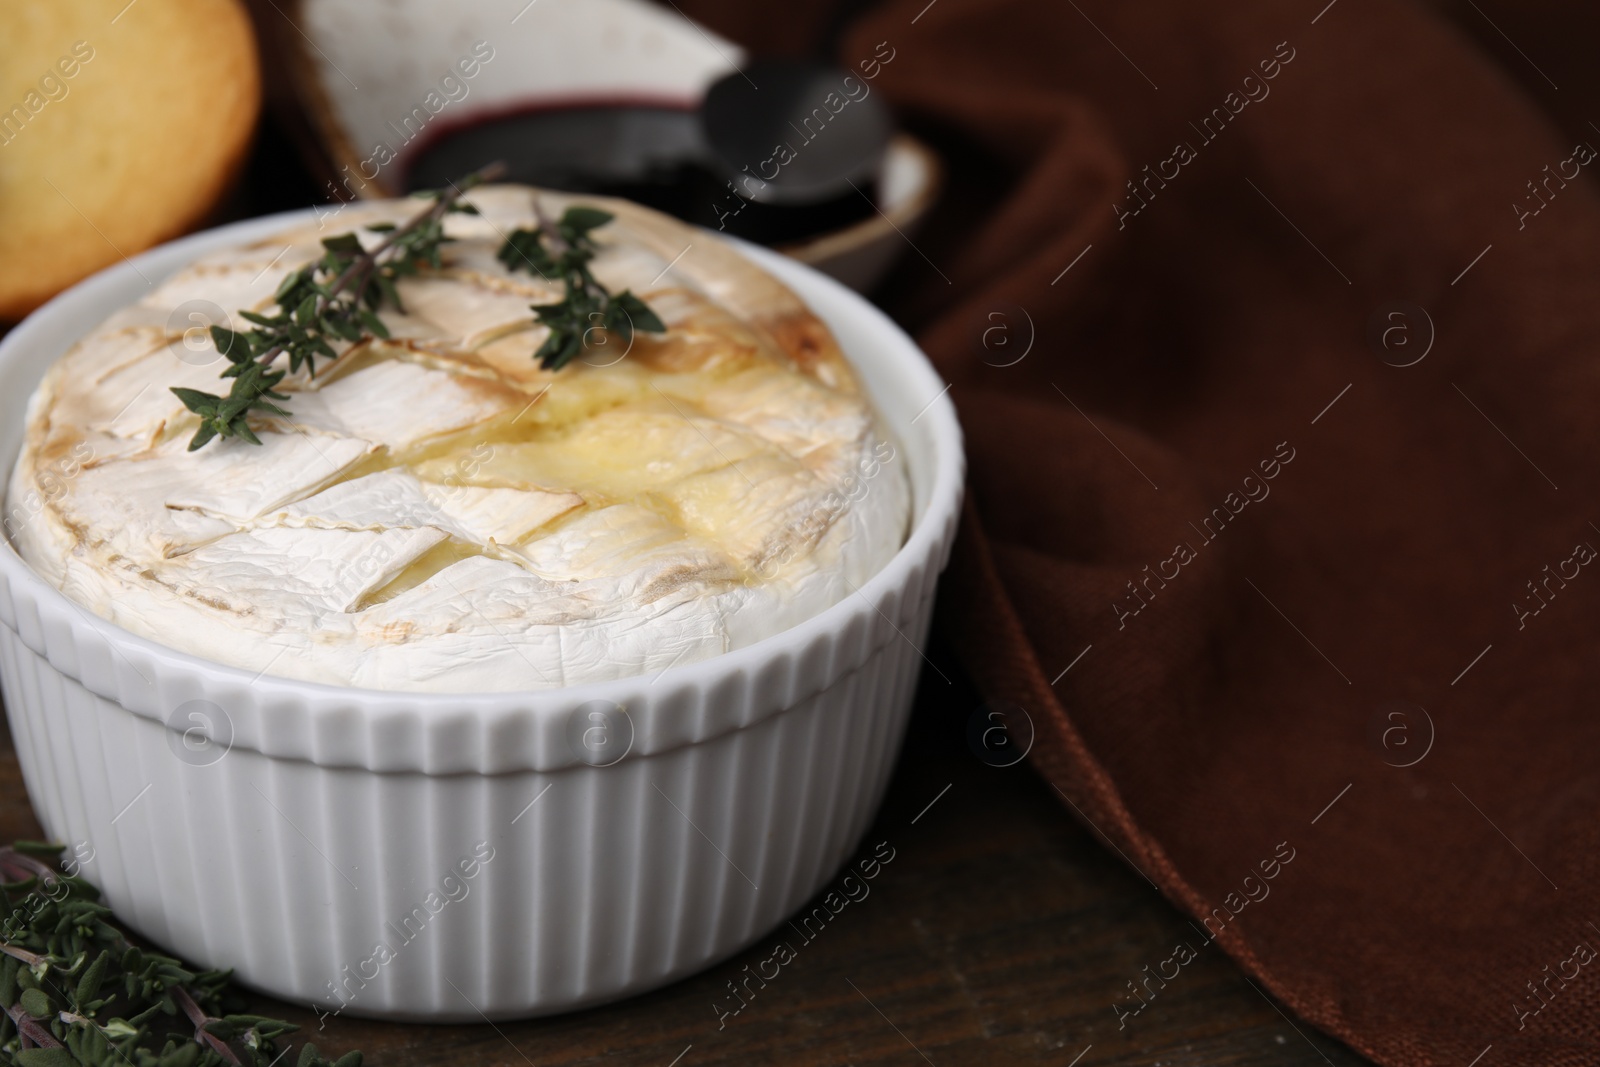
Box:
7, 186, 909, 692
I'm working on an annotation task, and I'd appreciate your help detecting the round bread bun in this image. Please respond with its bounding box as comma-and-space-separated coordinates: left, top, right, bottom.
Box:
0, 0, 260, 321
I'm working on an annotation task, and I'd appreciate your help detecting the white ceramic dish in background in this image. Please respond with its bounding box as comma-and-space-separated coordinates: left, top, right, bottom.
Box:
275, 0, 941, 292
0, 208, 963, 1019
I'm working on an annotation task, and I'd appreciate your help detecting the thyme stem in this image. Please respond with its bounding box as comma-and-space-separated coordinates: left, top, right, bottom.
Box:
171, 164, 663, 450
174, 984, 242, 1067
0, 942, 45, 968
0, 847, 61, 887
6, 1002, 62, 1049
251, 162, 506, 371
0, 842, 361, 1066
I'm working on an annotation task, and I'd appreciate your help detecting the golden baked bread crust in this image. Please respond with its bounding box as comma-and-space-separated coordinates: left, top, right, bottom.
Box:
0, 0, 260, 321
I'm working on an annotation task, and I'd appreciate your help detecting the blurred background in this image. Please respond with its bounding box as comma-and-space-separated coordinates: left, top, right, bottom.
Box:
4, 0, 1586, 322
1, 0, 954, 322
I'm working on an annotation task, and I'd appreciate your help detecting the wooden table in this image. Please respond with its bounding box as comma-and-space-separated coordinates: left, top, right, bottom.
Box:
0, 633, 1370, 1067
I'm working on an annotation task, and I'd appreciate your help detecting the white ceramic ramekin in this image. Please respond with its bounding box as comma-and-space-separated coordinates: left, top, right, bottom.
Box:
0, 210, 963, 1020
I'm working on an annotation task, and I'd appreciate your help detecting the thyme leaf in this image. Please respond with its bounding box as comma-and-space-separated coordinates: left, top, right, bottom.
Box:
169, 166, 665, 452
169, 163, 504, 452
495, 205, 665, 372
0, 843, 359, 1067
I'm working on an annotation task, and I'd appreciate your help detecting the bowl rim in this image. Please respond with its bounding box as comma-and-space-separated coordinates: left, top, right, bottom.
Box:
777, 134, 943, 265
0, 200, 964, 727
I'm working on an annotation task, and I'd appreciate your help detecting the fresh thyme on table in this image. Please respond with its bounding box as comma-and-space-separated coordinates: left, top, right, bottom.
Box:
170, 166, 665, 452
0, 841, 358, 1067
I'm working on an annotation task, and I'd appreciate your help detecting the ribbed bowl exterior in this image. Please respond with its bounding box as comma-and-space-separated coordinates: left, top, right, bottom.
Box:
0, 582, 939, 1019
0, 212, 964, 1019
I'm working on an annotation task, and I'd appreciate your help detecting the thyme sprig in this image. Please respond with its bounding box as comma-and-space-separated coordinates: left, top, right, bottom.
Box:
496, 204, 665, 371
169, 163, 505, 452
0, 842, 358, 1067
171, 168, 665, 452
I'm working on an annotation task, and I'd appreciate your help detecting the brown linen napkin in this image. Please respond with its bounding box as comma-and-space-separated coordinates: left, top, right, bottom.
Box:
679, 0, 1600, 1063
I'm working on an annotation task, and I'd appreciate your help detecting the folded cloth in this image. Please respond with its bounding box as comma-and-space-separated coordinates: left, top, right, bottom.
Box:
682, 0, 1600, 1062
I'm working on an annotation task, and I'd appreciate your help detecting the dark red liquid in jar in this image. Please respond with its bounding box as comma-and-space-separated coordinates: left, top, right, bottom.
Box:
402, 104, 878, 246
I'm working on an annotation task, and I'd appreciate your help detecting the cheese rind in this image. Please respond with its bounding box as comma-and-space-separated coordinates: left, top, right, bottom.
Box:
275, 469, 582, 546
8, 186, 910, 693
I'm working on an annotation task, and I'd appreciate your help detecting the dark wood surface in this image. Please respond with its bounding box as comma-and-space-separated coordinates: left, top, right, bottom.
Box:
0, 640, 1370, 1067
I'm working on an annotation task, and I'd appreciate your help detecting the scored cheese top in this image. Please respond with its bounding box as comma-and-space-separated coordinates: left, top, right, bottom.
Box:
7, 185, 910, 693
